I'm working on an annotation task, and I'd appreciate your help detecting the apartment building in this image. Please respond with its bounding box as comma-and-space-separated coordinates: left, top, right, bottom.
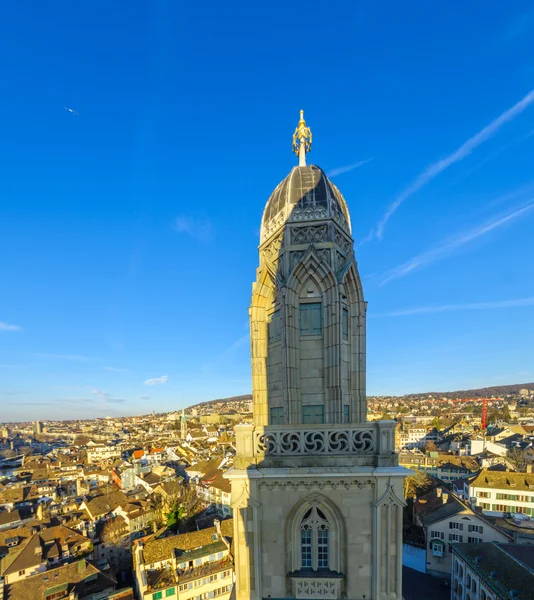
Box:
86, 444, 121, 464
134, 519, 234, 600
451, 542, 534, 600
414, 488, 510, 578
470, 469, 534, 517
399, 452, 479, 482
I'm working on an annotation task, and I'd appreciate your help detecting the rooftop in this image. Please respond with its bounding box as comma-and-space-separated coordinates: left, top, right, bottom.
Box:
470, 469, 534, 492
142, 518, 233, 565
452, 542, 534, 600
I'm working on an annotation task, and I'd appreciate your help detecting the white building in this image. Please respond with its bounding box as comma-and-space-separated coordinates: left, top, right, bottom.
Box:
414, 487, 510, 578
86, 444, 121, 463
469, 469, 534, 517
134, 519, 233, 600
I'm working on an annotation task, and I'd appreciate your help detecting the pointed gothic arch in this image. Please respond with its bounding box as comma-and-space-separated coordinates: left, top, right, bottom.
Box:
250, 266, 277, 425
286, 493, 345, 574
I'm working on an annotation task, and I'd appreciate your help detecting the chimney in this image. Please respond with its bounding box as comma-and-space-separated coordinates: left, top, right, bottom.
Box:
214, 519, 221, 538
436, 488, 442, 498
442, 492, 449, 504
527, 464, 533, 474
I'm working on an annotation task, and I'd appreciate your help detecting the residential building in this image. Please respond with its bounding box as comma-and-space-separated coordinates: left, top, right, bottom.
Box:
2, 558, 117, 600
469, 469, 534, 517
134, 519, 234, 600
451, 542, 534, 600
86, 445, 121, 464
399, 452, 479, 482
414, 487, 510, 578
0, 525, 91, 584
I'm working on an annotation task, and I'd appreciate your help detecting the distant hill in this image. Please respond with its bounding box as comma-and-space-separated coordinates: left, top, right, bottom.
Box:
402, 382, 534, 399
188, 382, 533, 411
188, 394, 252, 411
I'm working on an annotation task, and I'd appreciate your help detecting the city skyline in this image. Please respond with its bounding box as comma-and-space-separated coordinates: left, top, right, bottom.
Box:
2, 2, 534, 420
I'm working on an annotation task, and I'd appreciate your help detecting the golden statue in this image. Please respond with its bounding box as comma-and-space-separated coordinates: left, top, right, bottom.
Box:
292, 109, 312, 166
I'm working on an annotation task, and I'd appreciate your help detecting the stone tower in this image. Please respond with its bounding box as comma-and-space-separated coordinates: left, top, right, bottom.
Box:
226, 112, 408, 600
180, 405, 187, 440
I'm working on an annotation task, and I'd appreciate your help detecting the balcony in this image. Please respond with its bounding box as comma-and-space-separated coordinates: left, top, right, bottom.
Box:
289, 569, 343, 599
234, 421, 398, 469
146, 557, 233, 592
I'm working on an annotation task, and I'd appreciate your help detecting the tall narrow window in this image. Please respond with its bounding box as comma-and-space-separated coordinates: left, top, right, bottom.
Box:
343, 405, 349, 423
268, 310, 281, 342
302, 405, 324, 424
300, 529, 312, 568
317, 529, 329, 567
300, 303, 322, 335
270, 407, 284, 425
300, 506, 330, 570
342, 307, 348, 339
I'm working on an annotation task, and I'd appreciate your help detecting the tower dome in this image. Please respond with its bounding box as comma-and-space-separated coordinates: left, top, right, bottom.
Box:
260, 165, 352, 244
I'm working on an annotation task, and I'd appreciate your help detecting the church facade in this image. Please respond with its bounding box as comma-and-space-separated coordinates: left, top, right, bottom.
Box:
226, 112, 408, 600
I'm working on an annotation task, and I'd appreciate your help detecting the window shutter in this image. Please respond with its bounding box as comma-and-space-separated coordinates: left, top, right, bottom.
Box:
459, 535, 463, 542
449, 523, 453, 529
468, 524, 472, 532
479, 526, 483, 534
459, 523, 463, 531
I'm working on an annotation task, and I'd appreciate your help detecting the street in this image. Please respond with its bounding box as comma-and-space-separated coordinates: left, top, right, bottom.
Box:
403, 566, 451, 600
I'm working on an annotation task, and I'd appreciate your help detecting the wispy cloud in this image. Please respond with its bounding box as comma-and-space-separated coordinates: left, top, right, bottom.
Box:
138, 395, 151, 400
104, 366, 130, 373
173, 216, 213, 242
374, 297, 534, 317
91, 389, 127, 403
502, 10, 534, 43
356, 228, 376, 248
326, 158, 373, 178
375, 88, 534, 240
34, 353, 96, 362
92, 388, 113, 400
0, 321, 21, 331
376, 200, 534, 285
144, 375, 168, 386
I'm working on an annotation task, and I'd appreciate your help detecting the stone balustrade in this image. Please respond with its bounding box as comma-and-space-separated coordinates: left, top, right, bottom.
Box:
233, 421, 397, 468
256, 426, 376, 456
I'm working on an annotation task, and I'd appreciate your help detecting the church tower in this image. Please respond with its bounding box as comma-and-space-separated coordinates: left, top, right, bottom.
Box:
180, 405, 187, 440
226, 112, 408, 600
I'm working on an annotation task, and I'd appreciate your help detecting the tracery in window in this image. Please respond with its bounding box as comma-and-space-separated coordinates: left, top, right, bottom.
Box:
300, 506, 329, 570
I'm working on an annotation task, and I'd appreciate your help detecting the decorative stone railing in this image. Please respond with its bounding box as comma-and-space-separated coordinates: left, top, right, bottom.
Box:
291, 576, 342, 599
234, 421, 396, 464
256, 427, 376, 456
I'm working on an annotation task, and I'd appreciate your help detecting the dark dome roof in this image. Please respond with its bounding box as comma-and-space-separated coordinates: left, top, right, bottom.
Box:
260, 165, 351, 243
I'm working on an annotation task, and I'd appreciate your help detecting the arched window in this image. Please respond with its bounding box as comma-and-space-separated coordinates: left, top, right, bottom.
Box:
288, 494, 343, 574
300, 506, 330, 570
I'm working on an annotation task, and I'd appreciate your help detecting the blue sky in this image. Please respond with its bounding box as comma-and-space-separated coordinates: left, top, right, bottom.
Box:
1, 2, 534, 421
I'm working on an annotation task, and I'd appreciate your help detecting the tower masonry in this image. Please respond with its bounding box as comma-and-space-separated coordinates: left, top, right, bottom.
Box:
226, 112, 409, 600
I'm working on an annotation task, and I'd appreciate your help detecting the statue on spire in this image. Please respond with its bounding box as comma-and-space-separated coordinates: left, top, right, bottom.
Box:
292, 109, 312, 166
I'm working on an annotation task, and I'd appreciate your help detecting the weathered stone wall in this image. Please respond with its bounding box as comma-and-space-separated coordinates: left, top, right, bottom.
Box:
228, 468, 406, 600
